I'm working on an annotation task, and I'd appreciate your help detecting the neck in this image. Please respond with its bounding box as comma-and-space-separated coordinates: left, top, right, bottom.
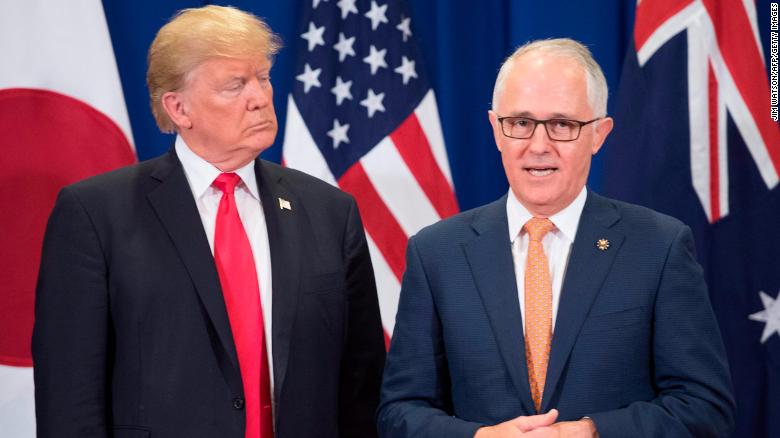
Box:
179, 138, 258, 172
208, 156, 256, 173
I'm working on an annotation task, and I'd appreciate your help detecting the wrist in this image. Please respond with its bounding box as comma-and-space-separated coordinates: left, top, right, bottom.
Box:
474, 426, 491, 438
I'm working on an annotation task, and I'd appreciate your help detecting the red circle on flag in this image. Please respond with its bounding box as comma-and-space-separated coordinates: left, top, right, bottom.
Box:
0, 88, 135, 366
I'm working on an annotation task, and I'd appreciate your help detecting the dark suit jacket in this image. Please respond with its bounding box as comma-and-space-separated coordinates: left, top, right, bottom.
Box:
378, 192, 735, 437
32, 150, 386, 438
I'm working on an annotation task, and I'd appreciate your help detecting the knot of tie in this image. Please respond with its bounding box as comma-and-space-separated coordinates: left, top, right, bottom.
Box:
524, 217, 555, 242
212, 173, 241, 195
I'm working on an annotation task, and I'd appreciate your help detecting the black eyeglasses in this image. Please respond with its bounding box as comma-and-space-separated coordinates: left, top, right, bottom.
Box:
496, 116, 603, 141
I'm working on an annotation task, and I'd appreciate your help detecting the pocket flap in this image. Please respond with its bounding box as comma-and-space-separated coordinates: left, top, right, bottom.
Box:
580, 306, 646, 334
113, 426, 151, 438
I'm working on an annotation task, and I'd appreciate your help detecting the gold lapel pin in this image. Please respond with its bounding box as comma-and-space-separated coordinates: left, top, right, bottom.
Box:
596, 238, 610, 251
278, 197, 292, 211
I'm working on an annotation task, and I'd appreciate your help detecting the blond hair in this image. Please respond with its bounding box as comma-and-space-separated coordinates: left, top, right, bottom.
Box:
147, 5, 282, 132
492, 38, 608, 117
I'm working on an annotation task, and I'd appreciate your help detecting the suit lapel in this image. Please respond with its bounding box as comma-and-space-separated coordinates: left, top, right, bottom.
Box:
464, 196, 537, 414
255, 160, 304, 403
541, 191, 624, 411
146, 151, 242, 394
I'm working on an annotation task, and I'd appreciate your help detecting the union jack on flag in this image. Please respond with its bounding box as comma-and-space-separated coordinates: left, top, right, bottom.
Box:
604, 1, 780, 436
633, 0, 780, 223
282, 0, 458, 339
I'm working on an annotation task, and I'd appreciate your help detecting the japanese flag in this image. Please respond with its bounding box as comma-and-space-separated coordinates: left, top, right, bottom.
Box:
0, 0, 136, 435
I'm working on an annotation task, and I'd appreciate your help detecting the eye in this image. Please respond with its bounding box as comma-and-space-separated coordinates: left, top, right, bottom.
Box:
255, 71, 272, 86
226, 83, 243, 92
223, 78, 246, 92
551, 119, 577, 130
511, 118, 531, 128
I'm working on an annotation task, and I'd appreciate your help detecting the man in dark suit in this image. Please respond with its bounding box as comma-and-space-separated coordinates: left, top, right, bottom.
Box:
377, 38, 734, 437
32, 6, 385, 438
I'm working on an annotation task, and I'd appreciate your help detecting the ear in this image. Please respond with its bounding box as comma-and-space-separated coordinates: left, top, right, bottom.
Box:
590, 116, 614, 155
161, 91, 192, 130
488, 110, 504, 152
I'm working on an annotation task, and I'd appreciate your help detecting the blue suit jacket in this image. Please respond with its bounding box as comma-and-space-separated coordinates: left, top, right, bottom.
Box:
378, 191, 734, 437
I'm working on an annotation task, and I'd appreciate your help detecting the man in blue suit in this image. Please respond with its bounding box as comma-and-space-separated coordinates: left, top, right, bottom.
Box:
378, 39, 734, 437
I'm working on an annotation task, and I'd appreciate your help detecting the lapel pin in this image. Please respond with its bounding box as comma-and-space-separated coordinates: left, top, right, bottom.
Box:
278, 197, 292, 211
596, 238, 610, 251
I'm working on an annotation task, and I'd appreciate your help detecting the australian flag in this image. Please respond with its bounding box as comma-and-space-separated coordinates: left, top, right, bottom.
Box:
603, 1, 780, 436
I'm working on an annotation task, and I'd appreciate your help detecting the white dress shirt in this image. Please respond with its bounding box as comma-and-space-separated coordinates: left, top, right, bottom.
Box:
507, 187, 587, 333
175, 136, 275, 392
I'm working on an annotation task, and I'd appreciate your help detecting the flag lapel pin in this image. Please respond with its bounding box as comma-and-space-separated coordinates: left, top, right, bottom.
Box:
278, 197, 292, 211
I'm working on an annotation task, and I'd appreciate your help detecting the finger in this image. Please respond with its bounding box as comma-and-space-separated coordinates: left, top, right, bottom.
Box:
522, 426, 557, 437
513, 409, 559, 432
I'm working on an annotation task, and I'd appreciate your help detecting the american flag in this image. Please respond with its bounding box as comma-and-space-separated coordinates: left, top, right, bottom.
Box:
604, 1, 780, 436
282, 0, 458, 338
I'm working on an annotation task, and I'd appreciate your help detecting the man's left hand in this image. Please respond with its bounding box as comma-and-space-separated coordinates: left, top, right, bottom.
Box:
547, 418, 598, 437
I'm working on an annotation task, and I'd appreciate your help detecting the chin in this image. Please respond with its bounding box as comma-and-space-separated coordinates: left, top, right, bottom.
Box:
518, 191, 559, 209
244, 136, 275, 152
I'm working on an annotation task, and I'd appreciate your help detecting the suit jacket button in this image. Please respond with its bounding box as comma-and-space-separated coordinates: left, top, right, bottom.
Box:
233, 397, 245, 410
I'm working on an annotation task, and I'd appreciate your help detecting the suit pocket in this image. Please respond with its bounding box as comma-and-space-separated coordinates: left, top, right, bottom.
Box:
579, 306, 646, 335
302, 271, 346, 295
113, 426, 151, 438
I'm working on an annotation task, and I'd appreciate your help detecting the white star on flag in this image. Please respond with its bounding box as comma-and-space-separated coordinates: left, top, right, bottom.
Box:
360, 88, 385, 118
363, 45, 387, 75
394, 56, 417, 84
364, 1, 388, 30
396, 16, 412, 42
296, 63, 322, 93
333, 32, 356, 62
313, 0, 329, 9
331, 76, 353, 105
326, 118, 350, 149
301, 21, 326, 52
337, 0, 358, 19
749, 290, 780, 343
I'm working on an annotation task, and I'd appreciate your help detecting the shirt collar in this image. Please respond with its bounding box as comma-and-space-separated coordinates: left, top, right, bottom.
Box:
506, 186, 588, 243
175, 135, 260, 200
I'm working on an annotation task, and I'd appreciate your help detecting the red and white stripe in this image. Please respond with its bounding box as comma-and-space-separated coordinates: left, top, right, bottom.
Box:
283, 90, 457, 335
634, 0, 780, 223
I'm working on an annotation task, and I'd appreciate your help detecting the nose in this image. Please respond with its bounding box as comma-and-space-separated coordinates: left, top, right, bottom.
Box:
526, 121, 553, 154
246, 78, 271, 110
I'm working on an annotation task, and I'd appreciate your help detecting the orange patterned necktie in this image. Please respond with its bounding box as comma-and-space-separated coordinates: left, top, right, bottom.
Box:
523, 217, 555, 412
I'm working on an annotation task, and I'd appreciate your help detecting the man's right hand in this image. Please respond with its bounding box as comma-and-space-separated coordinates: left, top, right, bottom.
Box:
474, 409, 559, 437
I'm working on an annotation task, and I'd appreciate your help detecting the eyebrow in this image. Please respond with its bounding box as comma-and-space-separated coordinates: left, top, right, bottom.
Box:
221, 76, 246, 84
503, 111, 575, 119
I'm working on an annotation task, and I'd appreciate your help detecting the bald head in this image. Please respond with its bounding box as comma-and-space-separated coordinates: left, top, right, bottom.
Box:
492, 38, 608, 118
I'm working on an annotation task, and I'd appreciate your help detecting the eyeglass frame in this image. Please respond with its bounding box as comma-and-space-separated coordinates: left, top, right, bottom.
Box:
495, 115, 604, 142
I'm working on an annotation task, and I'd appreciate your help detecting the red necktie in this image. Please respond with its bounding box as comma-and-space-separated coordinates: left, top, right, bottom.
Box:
212, 173, 273, 438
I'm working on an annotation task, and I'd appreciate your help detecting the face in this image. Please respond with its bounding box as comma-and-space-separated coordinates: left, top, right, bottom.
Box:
164, 56, 277, 171
488, 52, 613, 217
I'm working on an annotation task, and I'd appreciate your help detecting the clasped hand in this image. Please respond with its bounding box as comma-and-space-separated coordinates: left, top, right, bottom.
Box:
473, 409, 598, 438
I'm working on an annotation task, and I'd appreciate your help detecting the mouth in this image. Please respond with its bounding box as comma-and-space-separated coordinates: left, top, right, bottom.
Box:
524, 166, 558, 177
247, 121, 272, 132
